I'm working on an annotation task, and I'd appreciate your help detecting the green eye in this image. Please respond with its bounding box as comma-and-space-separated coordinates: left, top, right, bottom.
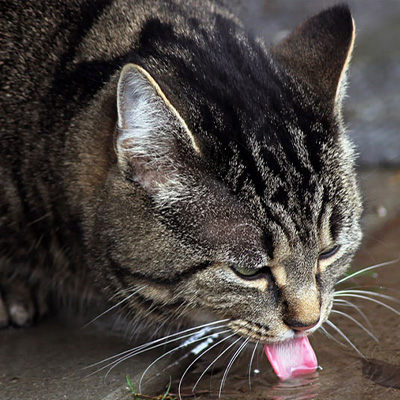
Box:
231, 265, 271, 280
319, 245, 341, 260
233, 266, 259, 277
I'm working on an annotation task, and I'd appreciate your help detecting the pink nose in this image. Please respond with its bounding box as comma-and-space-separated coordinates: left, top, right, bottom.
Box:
285, 319, 319, 332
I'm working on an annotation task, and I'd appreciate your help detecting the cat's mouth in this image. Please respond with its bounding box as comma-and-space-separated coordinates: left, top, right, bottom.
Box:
228, 319, 319, 380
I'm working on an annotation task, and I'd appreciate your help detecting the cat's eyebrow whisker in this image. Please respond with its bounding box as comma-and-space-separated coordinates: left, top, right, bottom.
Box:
324, 320, 364, 358
330, 310, 378, 342
177, 332, 237, 400
333, 298, 373, 329
192, 336, 243, 393
138, 329, 232, 393
84, 319, 229, 370
334, 289, 400, 304
336, 257, 400, 285
82, 285, 147, 329
333, 293, 400, 316
219, 337, 250, 398
248, 341, 259, 390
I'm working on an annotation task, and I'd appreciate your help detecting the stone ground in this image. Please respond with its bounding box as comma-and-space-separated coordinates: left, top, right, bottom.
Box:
1, 1, 399, 399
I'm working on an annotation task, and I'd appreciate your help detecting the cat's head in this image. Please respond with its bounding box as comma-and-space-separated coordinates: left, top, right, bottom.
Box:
89, 5, 362, 343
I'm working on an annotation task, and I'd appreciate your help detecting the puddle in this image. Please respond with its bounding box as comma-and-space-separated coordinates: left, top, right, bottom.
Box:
362, 358, 400, 389
171, 349, 321, 399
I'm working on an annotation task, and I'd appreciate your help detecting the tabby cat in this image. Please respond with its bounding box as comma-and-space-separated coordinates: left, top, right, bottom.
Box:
1, 0, 362, 385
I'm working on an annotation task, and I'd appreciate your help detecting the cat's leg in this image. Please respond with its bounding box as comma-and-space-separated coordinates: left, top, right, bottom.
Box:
0, 277, 50, 328
3, 280, 35, 326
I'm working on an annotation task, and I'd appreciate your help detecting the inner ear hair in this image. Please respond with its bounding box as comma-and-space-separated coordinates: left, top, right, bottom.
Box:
117, 63, 200, 154
115, 64, 201, 204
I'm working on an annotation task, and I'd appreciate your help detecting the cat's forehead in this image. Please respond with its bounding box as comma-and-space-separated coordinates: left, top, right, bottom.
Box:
186, 80, 350, 258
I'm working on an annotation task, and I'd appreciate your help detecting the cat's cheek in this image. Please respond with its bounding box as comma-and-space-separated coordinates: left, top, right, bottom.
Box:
317, 290, 335, 327
181, 269, 290, 339
142, 284, 177, 304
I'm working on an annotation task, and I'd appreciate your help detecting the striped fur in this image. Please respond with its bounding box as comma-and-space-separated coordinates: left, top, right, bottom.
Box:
1, 0, 362, 342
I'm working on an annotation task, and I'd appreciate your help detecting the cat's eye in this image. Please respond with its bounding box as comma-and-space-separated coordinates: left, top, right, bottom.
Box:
231, 265, 269, 280
319, 245, 341, 260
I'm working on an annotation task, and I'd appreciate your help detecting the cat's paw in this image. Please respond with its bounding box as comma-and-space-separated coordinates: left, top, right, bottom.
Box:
0, 280, 49, 328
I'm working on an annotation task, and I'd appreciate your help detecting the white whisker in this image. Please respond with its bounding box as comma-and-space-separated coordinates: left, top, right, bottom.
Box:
84, 318, 229, 371
100, 326, 229, 379
138, 329, 231, 393
333, 293, 400, 316
192, 336, 242, 393
336, 258, 399, 285
334, 289, 400, 304
330, 310, 378, 342
219, 337, 249, 397
248, 341, 259, 389
333, 299, 372, 329
177, 332, 236, 400
320, 325, 346, 347
325, 320, 364, 358
82, 286, 147, 329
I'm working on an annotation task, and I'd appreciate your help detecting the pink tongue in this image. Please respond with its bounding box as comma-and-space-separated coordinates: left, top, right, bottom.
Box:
264, 336, 317, 380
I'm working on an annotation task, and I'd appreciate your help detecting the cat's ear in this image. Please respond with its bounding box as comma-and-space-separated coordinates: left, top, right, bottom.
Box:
273, 5, 355, 111
116, 64, 200, 203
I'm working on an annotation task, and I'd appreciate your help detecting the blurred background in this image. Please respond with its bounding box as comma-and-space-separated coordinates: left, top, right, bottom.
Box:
243, 0, 400, 166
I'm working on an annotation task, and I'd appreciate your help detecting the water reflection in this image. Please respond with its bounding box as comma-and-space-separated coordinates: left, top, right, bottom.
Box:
362, 358, 400, 389
174, 354, 320, 400
269, 373, 319, 399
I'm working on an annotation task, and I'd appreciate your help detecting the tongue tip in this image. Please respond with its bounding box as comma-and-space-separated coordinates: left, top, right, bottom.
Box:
276, 363, 317, 381
264, 336, 318, 381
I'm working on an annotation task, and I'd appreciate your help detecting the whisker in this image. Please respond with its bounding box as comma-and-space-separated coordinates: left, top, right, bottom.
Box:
192, 336, 243, 393
330, 310, 378, 342
177, 332, 237, 400
219, 337, 249, 397
334, 289, 400, 304
333, 299, 373, 329
84, 319, 229, 371
324, 320, 364, 358
138, 329, 231, 393
100, 326, 229, 379
333, 293, 400, 316
248, 341, 259, 390
82, 286, 147, 329
336, 258, 400, 285
320, 325, 347, 347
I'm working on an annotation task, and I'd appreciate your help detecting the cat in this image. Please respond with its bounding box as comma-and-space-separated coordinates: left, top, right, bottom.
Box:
1, 0, 362, 387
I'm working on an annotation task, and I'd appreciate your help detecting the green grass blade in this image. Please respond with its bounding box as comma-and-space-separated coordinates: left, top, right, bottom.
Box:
160, 378, 172, 400
126, 375, 136, 397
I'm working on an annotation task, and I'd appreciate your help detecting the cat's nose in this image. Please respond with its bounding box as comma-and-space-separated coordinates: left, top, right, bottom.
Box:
285, 318, 319, 332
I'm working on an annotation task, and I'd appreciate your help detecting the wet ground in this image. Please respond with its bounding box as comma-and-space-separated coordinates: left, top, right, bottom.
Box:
1, 1, 399, 400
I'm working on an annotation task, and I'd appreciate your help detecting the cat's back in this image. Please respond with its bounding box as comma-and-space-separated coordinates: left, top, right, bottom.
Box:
0, 0, 244, 253
1, 0, 238, 150
0, 0, 140, 258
